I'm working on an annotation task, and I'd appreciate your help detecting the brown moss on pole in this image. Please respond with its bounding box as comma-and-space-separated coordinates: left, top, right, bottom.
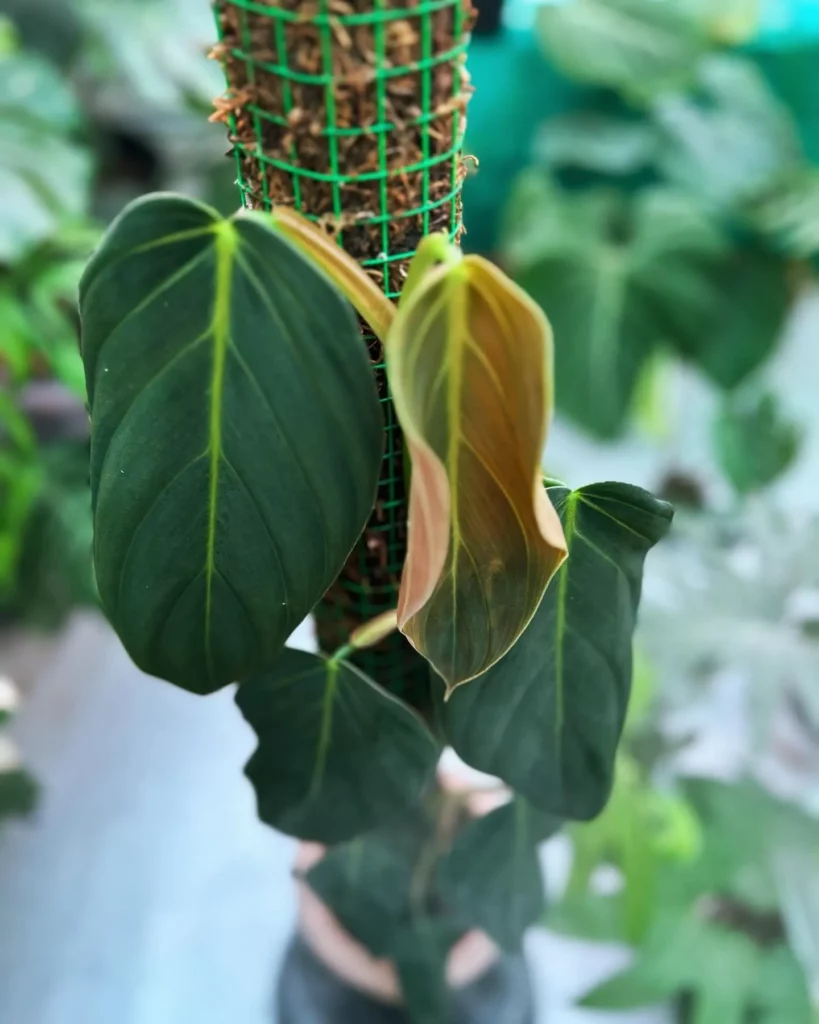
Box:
212, 0, 474, 698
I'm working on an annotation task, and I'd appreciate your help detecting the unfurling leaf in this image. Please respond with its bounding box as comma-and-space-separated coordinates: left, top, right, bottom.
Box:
438, 482, 673, 820
236, 649, 438, 843
80, 194, 382, 694
388, 254, 567, 694
270, 207, 395, 342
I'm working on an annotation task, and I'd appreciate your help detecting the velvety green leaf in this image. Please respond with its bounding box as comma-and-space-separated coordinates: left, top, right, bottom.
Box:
392, 918, 461, 1024
306, 817, 468, 1023
654, 56, 801, 212
80, 194, 382, 693
438, 798, 560, 951
236, 649, 438, 843
438, 482, 673, 820
536, 0, 706, 99
506, 181, 725, 438
306, 827, 419, 956
714, 390, 801, 496
389, 251, 567, 692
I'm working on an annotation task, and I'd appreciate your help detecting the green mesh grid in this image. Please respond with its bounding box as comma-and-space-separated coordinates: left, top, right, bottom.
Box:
212, 0, 470, 697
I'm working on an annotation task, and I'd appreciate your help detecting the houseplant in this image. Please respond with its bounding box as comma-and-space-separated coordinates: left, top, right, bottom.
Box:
498, 0, 819, 449
75, 2, 673, 1021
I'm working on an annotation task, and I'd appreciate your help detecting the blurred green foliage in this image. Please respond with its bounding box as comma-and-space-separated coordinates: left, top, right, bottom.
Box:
548, 652, 819, 1022
0, 1, 231, 625
503, 0, 819, 496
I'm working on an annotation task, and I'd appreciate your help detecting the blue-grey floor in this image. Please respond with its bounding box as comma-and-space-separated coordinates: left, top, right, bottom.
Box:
0, 614, 668, 1024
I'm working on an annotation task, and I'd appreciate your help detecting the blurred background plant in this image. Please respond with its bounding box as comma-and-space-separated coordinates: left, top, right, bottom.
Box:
463, 1, 819, 1019
1, 0, 819, 1020
0, 0, 234, 627
0, 674, 36, 822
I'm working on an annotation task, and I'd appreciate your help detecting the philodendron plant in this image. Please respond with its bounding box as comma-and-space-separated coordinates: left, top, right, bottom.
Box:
78, 193, 673, 1021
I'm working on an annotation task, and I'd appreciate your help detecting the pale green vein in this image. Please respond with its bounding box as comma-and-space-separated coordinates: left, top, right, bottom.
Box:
554, 493, 578, 743
579, 494, 650, 542
309, 660, 339, 800
446, 269, 468, 687
204, 222, 237, 679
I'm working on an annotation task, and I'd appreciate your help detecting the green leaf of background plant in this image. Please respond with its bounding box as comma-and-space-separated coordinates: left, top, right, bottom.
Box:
236, 649, 438, 843
505, 181, 725, 438
750, 168, 819, 260
438, 482, 673, 820
714, 390, 801, 496
0, 767, 38, 821
0, 53, 91, 262
660, 240, 790, 391
653, 56, 802, 212
80, 194, 382, 693
438, 798, 560, 951
536, 113, 660, 177
537, 0, 706, 100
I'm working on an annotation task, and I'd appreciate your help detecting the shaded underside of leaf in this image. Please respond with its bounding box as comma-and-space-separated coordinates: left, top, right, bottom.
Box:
236, 648, 439, 843
389, 255, 567, 692
80, 194, 382, 693
438, 481, 673, 820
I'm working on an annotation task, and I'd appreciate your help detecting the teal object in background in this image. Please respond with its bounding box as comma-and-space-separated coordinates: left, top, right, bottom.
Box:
462, 22, 581, 254
756, 0, 819, 46
752, 0, 819, 163
463, 0, 819, 254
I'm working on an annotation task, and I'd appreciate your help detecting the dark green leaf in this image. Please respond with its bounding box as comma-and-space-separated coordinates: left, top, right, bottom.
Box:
306, 827, 419, 956
307, 821, 467, 1024
0, 767, 38, 821
438, 482, 673, 820
714, 390, 801, 496
392, 918, 461, 1024
80, 195, 383, 693
661, 240, 790, 391
536, 0, 706, 99
506, 180, 725, 438
438, 798, 559, 951
236, 649, 438, 843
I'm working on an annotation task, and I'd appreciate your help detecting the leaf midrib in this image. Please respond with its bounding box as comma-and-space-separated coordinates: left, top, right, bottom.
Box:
204, 222, 237, 679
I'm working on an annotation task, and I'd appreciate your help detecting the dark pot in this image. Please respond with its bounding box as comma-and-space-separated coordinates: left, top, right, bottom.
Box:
277, 935, 535, 1024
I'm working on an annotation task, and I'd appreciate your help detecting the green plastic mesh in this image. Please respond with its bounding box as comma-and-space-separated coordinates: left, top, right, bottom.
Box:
212, 0, 471, 698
